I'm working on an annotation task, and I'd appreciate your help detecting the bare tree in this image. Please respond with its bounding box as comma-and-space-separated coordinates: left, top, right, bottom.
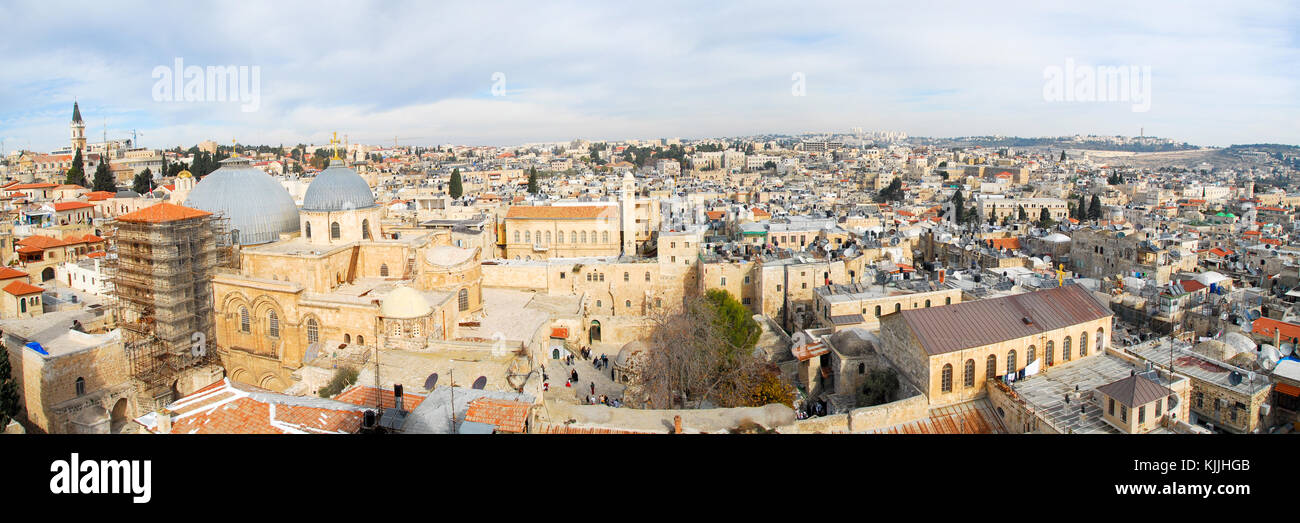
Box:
633, 295, 791, 409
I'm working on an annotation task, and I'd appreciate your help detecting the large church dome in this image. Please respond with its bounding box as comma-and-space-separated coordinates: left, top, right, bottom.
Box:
381, 286, 432, 319
301, 159, 376, 212
183, 157, 300, 245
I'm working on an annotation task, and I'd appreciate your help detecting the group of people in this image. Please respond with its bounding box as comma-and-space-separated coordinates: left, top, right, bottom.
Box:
541, 346, 622, 407
587, 394, 621, 407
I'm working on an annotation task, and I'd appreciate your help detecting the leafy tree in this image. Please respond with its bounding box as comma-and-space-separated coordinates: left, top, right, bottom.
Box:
64, 148, 87, 187
704, 289, 761, 361
1088, 194, 1102, 220
950, 190, 965, 223
133, 167, 153, 195
857, 368, 899, 407
92, 156, 116, 192
763, 160, 777, 171
449, 168, 463, 199
1018, 205, 1028, 221
1076, 193, 1088, 220
877, 177, 903, 202
1039, 207, 1053, 227
527, 166, 538, 194
0, 350, 20, 429
318, 366, 359, 398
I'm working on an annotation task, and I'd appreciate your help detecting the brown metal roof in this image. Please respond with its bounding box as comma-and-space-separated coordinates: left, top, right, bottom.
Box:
899, 284, 1112, 356
1095, 374, 1172, 408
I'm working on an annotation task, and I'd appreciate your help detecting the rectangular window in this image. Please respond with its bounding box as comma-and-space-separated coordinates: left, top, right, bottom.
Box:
1155, 400, 1162, 417
1108, 398, 1115, 416
1138, 405, 1145, 423
1120, 405, 1127, 422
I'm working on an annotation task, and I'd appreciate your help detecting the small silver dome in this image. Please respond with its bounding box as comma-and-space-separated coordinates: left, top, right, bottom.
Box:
183, 157, 300, 245
301, 159, 376, 212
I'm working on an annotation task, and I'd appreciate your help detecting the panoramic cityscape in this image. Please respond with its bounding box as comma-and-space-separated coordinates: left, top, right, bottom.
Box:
1, 0, 1297, 507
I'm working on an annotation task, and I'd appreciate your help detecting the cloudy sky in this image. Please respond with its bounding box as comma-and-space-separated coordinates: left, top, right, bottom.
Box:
1, 1, 1297, 152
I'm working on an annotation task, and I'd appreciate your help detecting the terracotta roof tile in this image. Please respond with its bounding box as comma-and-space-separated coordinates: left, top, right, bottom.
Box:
116, 202, 212, 223
3, 280, 43, 296
463, 398, 531, 433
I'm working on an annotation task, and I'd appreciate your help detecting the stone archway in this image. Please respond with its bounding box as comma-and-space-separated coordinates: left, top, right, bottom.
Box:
41, 267, 54, 281
110, 397, 131, 434
589, 320, 602, 343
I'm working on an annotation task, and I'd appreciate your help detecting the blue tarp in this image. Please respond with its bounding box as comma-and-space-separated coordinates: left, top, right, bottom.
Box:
24, 342, 47, 355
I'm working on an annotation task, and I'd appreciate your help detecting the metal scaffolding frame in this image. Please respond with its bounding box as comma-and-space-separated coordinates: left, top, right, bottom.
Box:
104, 210, 232, 407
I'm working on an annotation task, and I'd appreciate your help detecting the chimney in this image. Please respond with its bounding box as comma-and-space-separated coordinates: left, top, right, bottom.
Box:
673, 415, 683, 434
394, 384, 404, 411
156, 408, 172, 434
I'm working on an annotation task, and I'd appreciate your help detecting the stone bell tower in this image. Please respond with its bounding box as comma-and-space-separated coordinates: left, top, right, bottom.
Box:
70, 101, 86, 152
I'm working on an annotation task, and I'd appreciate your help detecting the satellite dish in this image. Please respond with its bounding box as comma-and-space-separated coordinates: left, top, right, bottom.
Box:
1281, 343, 1295, 357
1228, 372, 1243, 386
1249, 310, 1261, 320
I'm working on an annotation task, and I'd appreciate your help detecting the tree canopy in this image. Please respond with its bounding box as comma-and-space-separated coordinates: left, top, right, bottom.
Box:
449, 168, 463, 199
64, 148, 87, 187
92, 157, 116, 192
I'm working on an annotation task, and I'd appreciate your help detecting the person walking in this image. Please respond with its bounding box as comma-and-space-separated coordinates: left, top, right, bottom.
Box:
590, 382, 596, 395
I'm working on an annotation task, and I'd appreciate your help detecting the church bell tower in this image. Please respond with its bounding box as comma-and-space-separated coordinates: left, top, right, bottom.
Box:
70, 101, 86, 152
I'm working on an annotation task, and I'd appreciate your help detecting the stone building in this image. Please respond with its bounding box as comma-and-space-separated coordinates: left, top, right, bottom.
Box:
1126, 338, 1274, 433
1068, 227, 1195, 284
879, 284, 1114, 407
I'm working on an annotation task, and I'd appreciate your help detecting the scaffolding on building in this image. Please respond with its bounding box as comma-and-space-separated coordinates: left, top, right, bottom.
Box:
104, 210, 233, 410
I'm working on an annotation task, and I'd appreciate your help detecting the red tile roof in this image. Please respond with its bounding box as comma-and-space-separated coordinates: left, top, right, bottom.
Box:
116, 202, 212, 223
792, 340, 829, 362
0, 268, 27, 280
333, 385, 427, 411
52, 201, 95, 212
505, 205, 613, 220
3, 280, 43, 296
1252, 317, 1300, 343
142, 379, 366, 434
463, 397, 531, 433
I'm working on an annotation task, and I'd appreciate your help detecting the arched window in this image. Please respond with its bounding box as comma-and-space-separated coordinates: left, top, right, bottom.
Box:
362, 219, 370, 240
590, 230, 596, 243
1063, 336, 1072, 362
525, 231, 531, 243
344, 333, 351, 344
644, 272, 650, 282
1096, 328, 1105, 352
458, 288, 469, 311
305, 221, 312, 238
514, 231, 521, 243
581, 231, 587, 243
1007, 350, 1017, 374
875, 305, 881, 317
1028, 345, 1036, 364
946, 297, 952, 305
602, 231, 609, 243
19, 298, 25, 313
858, 363, 866, 375
380, 263, 389, 277
240, 307, 250, 332
986, 354, 997, 379
963, 360, 975, 388
941, 364, 953, 393
307, 318, 319, 344
1045, 341, 1055, 366
545, 231, 551, 244
625, 300, 631, 308
925, 299, 931, 307
75, 377, 85, 396
624, 272, 629, 282
330, 222, 340, 239
357, 335, 364, 345
1079, 332, 1089, 357
558, 231, 565, 243
268, 310, 279, 338
599, 273, 605, 282
894, 303, 901, 313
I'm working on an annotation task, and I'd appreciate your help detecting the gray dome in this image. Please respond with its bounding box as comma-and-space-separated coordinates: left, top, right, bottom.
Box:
183, 157, 300, 245
301, 159, 375, 212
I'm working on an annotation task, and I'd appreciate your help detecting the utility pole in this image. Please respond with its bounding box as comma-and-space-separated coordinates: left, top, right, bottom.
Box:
449, 369, 456, 433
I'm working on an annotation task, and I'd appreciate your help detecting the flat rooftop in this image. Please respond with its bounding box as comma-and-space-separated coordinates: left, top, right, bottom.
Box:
1126, 339, 1272, 395
1011, 352, 1178, 434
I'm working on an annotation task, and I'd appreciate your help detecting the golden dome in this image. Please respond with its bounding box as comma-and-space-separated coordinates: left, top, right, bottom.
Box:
177, 170, 193, 178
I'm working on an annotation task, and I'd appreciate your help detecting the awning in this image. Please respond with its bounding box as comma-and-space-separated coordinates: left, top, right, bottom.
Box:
550, 327, 569, 339
1275, 382, 1300, 397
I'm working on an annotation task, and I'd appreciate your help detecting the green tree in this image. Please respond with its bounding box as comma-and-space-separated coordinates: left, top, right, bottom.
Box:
133, 167, 153, 195
1060, 150, 1067, 162
64, 148, 87, 187
92, 157, 116, 192
1088, 194, 1102, 220
857, 368, 899, 407
704, 289, 761, 361
1039, 207, 1053, 227
449, 168, 463, 199
318, 366, 359, 398
950, 190, 965, 223
527, 166, 538, 194
0, 349, 20, 429
1076, 193, 1088, 220
1018, 205, 1028, 221
877, 177, 903, 202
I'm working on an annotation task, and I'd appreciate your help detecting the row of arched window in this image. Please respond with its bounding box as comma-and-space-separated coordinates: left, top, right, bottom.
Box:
939, 328, 1106, 393
305, 219, 371, 240
870, 296, 952, 317
514, 229, 611, 244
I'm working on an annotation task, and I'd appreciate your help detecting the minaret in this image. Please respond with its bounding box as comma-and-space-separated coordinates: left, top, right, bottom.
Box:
620, 172, 636, 255
70, 101, 86, 152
